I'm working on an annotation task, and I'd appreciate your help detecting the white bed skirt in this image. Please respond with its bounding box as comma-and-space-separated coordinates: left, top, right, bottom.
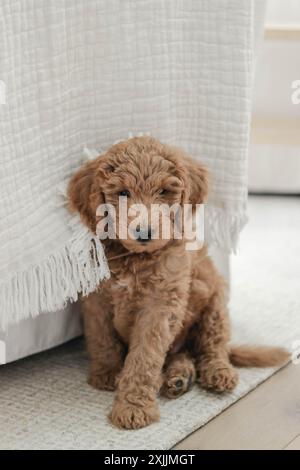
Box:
0, 303, 82, 365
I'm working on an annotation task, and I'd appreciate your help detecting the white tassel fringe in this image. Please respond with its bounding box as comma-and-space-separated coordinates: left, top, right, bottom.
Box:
205, 206, 248, 253
0, 216, 110, 330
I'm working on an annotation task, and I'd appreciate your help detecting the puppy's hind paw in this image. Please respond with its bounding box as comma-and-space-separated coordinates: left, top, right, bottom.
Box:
162, 372, 195, 399
162, 352, 196, 399
197, 360, 239, 393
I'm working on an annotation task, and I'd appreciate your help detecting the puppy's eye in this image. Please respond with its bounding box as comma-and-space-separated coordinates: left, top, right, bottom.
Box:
159, 189, 168, 195
119, 189, 130, 197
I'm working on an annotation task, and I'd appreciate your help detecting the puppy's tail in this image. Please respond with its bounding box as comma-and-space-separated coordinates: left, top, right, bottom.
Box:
229, 344, 290, 368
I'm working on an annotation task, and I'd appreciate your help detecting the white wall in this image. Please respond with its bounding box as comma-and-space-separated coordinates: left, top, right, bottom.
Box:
266, 0, 300, 25
249, 0, 300, 194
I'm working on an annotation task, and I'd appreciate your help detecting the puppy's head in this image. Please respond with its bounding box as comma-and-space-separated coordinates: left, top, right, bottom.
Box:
68, 136, 208, 253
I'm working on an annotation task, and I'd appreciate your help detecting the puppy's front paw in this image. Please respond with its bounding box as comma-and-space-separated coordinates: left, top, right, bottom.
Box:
197, 360, 239, 392
110, 400, 160, 429
88, 370, 118, 391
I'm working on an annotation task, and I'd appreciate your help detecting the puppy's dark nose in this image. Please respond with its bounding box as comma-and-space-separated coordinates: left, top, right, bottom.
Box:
136, 226, 152, 242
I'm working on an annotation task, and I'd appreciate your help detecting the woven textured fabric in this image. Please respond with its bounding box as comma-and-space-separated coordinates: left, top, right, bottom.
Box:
1, 195, 299, 450
0, 0, 254, 327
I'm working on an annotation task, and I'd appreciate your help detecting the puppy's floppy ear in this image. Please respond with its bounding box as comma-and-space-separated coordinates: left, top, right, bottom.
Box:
181, 154, 209, 205
68, 156, 111, 232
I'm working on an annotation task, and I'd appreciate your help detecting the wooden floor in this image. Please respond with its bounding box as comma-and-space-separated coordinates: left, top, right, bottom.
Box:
175, 362, 300, 450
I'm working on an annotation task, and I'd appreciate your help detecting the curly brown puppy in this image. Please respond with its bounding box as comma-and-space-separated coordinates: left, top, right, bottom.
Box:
68, 136, 289, 430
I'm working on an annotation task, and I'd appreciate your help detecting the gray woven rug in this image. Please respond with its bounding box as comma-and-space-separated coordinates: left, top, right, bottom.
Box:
1, 196, 299, 450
